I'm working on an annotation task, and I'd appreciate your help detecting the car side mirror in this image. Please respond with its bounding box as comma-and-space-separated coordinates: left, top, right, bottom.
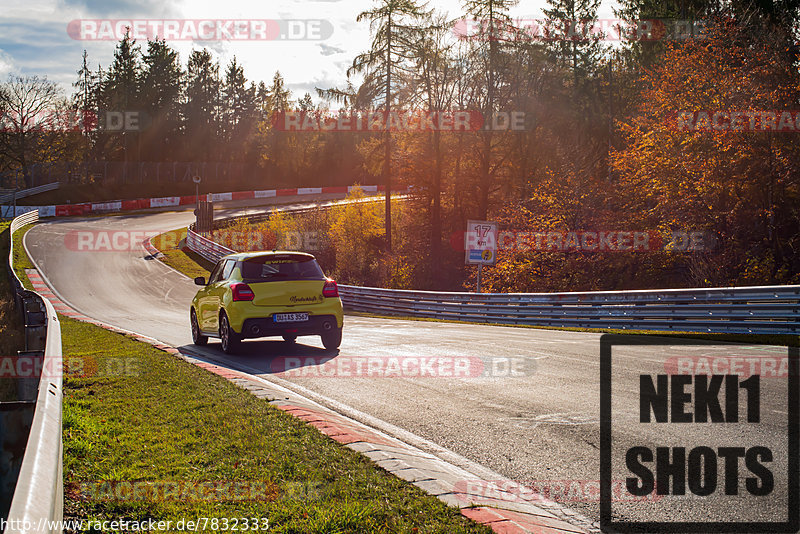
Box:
194, 277, 206, 286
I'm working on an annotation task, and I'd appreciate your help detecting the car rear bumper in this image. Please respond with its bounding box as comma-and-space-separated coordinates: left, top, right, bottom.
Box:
226, 298, 344, 333
240, 314, 340, 339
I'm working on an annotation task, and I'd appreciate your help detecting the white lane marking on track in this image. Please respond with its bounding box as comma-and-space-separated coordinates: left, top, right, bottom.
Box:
510, 412, 599, 428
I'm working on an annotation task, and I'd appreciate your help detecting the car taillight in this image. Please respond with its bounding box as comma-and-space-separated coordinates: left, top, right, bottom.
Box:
231, 283, 255, 301
323, 279, 339, 298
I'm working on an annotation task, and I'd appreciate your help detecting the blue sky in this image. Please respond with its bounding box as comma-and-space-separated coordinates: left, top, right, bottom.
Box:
1, 0, 618, 103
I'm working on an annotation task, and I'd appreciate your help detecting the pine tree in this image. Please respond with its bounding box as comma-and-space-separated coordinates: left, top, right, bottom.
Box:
72, 50, 99, 180
349, 0, 431, 251
73, 50, 98, 136
221, 57, 257, 162
542, 0, 604, 89
461, 0, 518, 219
99, 31, 142, 165
265, 71, 291, 115
140, 39, 184, 161
185, 49, 221, 162
298, 93, 314, 111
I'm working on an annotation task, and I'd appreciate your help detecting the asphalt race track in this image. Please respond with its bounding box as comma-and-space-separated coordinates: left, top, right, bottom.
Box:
25, 205, 796, 530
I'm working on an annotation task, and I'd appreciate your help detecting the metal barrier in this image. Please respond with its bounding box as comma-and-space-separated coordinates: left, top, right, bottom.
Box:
185, 226, 235, 263
6, 211, 39, 310
184, 206, 800, 336
337, 285, 800, 335
185, 195, 390, 263
0, 183, 59, 206
2, 211, 63, 531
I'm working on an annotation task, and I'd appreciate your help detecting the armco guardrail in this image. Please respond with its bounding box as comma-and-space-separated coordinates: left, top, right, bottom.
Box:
0, 182, 59, 205
338, 285, 800, 335
6, 211, 39, 311
186, 226, 235, 263
2, 211, 63, 531
185, 194, 395, 263
185, 204, 800, 336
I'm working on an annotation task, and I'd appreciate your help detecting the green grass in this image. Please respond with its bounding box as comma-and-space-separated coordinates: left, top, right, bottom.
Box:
150, 228, 214, 280
11, 223, 35, 290
5, 223, 486, 531
60, 315, 489, 533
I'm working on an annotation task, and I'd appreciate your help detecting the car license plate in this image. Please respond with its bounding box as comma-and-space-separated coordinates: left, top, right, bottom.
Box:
274, 312, 309, 323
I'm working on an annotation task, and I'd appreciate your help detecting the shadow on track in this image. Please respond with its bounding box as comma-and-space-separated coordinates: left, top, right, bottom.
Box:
178, 338, 340, 376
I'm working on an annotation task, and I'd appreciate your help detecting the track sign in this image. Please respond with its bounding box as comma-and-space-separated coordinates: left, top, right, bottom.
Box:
465, 220, 498, 265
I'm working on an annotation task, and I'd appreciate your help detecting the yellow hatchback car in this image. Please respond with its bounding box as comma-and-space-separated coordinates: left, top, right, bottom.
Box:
190, 251, 343, 353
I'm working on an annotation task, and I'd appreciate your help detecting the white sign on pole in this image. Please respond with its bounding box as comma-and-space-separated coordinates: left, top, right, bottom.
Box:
465, 220, 498, 265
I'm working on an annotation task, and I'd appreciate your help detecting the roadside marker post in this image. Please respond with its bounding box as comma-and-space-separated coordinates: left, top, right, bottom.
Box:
465, 220, 498, 293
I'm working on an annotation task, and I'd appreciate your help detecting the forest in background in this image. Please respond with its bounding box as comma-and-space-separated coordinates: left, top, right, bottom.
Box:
1, 0, 798, 291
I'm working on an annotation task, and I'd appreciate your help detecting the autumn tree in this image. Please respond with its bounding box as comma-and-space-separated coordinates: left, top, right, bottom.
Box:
612, 16, 800, 285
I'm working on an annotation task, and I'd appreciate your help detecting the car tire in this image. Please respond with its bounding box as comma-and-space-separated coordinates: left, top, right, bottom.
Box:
282, 334, 297, 343
321, 327, 342, 350
219, 312, 241, 354
191, 309, 207, 346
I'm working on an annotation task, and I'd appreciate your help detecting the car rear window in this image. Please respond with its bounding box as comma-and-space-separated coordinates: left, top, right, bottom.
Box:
239, 255, 325, 282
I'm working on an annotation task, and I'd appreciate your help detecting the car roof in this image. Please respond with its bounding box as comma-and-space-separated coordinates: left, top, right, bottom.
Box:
221, 251, 316, 261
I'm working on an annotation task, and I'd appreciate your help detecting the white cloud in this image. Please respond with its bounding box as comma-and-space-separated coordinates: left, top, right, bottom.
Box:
0, 49, 19, 77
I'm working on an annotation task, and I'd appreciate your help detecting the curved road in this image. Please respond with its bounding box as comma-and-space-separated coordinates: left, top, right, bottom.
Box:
25, 204, 795, 530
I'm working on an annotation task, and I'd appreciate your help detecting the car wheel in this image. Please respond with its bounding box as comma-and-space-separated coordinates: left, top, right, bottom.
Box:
321, 327, 342, 350
191, 309, 207, 346
282, 334, 297, 343
219, 312, 240, 354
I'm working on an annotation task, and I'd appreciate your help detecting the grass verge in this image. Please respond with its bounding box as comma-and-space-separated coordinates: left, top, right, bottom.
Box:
150, 225, 798, 347
150, 227, 213, 280
60, 315, 489, 533
8, 223, 486, 531
11, 223, 35, 290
